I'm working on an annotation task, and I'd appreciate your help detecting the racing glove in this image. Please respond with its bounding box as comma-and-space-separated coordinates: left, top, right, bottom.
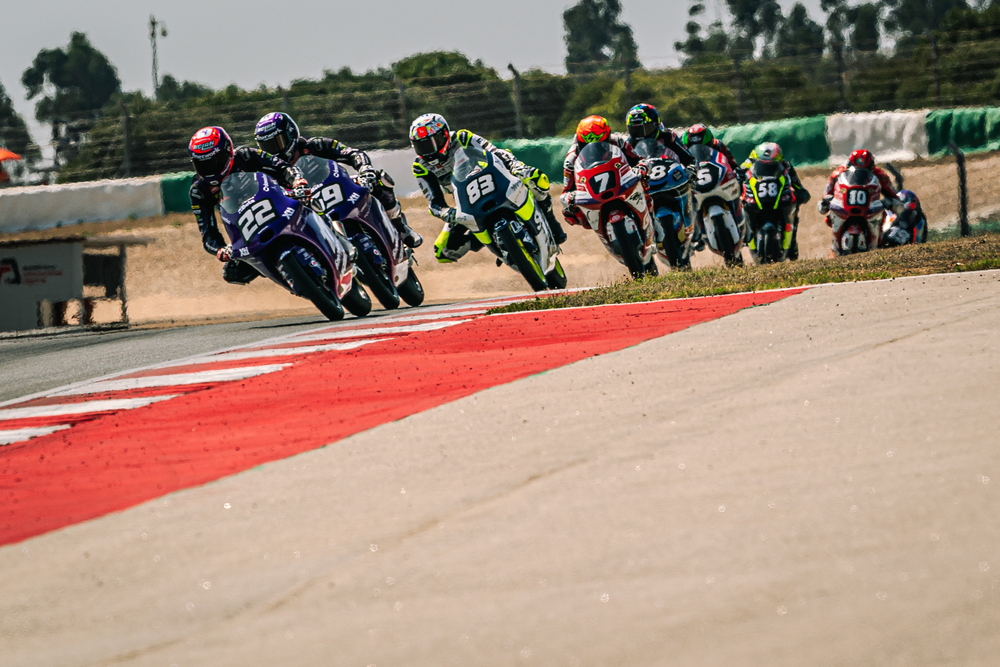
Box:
357, 165, 378, 191
818, 195, 832, 214
216, 245, 233, 262
290, 178, 312, 201
523, 168, 550, 191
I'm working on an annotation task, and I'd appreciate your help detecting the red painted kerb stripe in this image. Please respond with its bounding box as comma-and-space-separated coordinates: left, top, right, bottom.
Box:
0, 291, 803, 546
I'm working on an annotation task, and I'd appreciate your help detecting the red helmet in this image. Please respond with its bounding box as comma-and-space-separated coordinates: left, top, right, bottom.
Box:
189, 126, 234, 181
576, 115, 611, 144
848, 149, 875, 171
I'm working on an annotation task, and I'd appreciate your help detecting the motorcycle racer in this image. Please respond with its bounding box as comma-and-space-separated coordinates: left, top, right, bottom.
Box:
188, 126, 310, 285
819, 149, 900, 221
560, 115, 647, 226
623, 104, 693, 167
741, 142, 811, 260
882, 189, 927, 246
254, 112, 422, 249
410, 112, 567, 263
681, 123, 740, 173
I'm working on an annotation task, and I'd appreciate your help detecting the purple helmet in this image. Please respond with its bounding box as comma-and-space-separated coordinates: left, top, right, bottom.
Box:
254, 112, 299, 162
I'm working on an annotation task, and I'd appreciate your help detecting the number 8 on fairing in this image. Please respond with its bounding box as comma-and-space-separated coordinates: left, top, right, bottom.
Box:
648, 164, 668, 181
466, 174, 496, 204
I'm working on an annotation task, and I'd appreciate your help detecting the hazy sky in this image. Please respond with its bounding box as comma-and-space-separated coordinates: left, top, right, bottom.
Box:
2, 0, 826, 146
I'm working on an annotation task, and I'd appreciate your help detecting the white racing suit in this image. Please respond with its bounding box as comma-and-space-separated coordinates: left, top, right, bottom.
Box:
412, 129, 564, 262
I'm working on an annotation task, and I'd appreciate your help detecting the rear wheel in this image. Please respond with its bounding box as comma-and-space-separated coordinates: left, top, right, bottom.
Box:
397, 268, 425, 306
612, 219, 646, 279
353, 236, 400, 310
545, 257, 568, 290
496, 224, 548, 292
341, 278, 372, 317
278, 252, 344, 321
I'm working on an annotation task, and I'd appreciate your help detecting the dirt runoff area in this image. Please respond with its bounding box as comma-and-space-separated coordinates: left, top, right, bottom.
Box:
3, 152, 997, 326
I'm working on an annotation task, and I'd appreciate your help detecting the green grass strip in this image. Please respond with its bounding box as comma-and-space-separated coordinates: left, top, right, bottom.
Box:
490, 233, 1000, 314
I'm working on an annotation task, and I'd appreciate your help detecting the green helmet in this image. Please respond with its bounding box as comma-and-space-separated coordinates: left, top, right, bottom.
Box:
754, 141, 783, 162
682, 123, 714, 147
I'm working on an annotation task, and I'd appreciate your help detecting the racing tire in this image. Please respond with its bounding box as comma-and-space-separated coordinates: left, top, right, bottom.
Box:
278, 252, 345, 321
545, 257, 568, 290
713, 213, 741, 267
341, 277, 373, 317
397, 268, 426, 306
353, 237, 400, 310
659, 220, 684, 269
496, 224, 548, 292
612, 219, 647, 279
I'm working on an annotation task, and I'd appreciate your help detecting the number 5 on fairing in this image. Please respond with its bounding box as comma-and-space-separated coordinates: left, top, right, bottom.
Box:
237, 199, 277, 241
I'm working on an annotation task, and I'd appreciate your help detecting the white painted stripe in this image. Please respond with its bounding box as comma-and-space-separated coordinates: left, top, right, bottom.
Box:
0, 395, 178, 422
160, 339, 389, 366
0, 424, 72, 445
287, 320, 467, 345
344, 309, 488, 326
48, 364, 290, 397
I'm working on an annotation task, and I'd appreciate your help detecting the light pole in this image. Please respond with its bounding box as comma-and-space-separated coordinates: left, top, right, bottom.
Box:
149, 15, 167, 98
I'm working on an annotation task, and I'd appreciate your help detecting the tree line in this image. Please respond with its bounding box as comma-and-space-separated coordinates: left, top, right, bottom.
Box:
3, 0, 1000, 182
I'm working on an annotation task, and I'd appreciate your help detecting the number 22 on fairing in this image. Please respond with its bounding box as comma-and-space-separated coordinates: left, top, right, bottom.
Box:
237, 200, 276, 241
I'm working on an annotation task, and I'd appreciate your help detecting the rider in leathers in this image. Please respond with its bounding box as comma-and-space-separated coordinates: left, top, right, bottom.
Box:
819, 149, 900, 219
254, 112, 422, 248
741, 141, 812, 259
188, 126, 309, 284
623, 104, 693, 167
410, 113, 567, 263
560, 115, 647, 226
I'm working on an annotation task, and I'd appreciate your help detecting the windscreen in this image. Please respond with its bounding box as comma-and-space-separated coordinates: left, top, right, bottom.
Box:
453, 145, 489, 183
632, 138, 660, 160
577, 141, 621, 170
689, 143, 713, 163
296, 155, 332, 185
220, 172, 261, 215
847, 167, 874, 186
752, 160, 784, 179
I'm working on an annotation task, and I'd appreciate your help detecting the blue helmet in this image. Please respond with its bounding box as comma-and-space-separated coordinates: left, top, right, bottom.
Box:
255, 112, 300, 162
626, 103, 661, 141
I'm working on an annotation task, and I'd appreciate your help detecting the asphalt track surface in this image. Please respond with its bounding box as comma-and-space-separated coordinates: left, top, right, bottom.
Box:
3, 272, 1000, 666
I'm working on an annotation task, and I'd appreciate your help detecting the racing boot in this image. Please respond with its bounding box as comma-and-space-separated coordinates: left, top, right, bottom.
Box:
542, 200, 568, 245
691, 221, 706, 252
391, 210, 423, 248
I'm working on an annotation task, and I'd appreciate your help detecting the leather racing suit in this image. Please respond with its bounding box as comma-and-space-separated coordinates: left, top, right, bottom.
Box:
190, 147, 304, 284
413, 129, 562, 262
560, 134, 646, 221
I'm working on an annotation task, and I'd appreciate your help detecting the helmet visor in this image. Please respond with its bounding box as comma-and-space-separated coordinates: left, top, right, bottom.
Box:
257, 132, 292, 157
628, 121, 658, 140
192, 150, 231, 179
412, 133, 448, 157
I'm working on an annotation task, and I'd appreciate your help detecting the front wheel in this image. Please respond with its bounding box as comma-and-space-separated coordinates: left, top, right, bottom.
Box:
545, 257, 568, 290
341, 278, 372, 317
278, 252, 345, 321
658, 216, 684, 269
612, 219, 647, 279
496, 224, 548, 292
713, 213, 742, 267
397, 267, 425, 306
353, 235, 400, 310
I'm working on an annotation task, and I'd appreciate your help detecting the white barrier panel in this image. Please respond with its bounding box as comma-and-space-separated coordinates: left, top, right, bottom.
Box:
827, 111, 930, 165
0, 177, 164, 234
367, 149, 421, 198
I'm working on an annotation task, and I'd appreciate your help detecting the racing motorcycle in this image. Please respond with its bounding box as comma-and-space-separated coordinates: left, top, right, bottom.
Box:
826, 166, 885, 255
451, 143, 566, 292
219, 171, 371, 321
742, 159, 798, 264
633, 138, 693, 269
297, 155, 424, 309
689, 144, 745, 267
881, 190, 927, 247
571, 141, 657, 278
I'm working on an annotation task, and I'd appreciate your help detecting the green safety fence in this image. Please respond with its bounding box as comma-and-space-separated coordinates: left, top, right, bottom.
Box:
495, 137, 573, 185
717, 115, 830, 167
925, 107, 1000, 157
161, 171, 195, 213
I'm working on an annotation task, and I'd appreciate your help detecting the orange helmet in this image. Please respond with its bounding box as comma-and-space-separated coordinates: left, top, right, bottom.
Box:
576, 115, 611, 144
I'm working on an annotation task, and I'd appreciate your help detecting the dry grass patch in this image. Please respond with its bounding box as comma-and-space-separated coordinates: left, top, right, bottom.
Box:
491, 233, 1000, 313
